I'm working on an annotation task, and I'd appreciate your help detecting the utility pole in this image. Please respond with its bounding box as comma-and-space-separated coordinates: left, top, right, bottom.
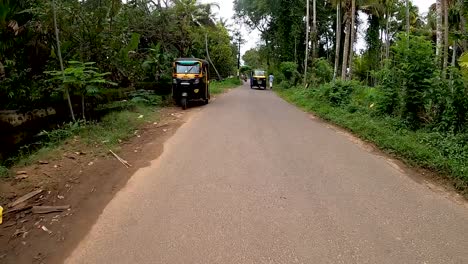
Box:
233, 28, 245, 77
304, 0, 310, 85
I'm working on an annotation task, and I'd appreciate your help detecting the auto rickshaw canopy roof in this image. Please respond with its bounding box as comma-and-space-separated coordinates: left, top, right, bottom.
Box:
174, 58, 209, 67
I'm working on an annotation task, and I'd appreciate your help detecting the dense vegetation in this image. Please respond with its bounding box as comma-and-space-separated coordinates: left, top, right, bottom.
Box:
236, 0, 468, 188
1, 0, 238, 116
0, 0, 242, 171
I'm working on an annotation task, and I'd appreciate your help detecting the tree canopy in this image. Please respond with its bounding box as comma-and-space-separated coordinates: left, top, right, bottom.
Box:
0, 0, 238, 113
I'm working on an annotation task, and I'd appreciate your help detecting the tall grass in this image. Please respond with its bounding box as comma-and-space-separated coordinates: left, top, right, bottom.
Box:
210, 77, 242, 94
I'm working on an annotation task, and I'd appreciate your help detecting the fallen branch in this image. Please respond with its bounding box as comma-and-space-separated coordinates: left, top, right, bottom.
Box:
4, 205, 33, 215
32, 205, 70, 214
109, 150, 131, 168
9, 189, 43, 208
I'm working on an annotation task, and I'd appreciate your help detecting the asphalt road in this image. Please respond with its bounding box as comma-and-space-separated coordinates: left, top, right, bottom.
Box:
66, 83, 468, 264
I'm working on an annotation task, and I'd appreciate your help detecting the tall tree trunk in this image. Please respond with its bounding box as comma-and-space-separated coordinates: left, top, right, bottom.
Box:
53, 0, 75, 122
341, 2, 350, 80
348, 0, 356, 80
304, 0, 310, 85
294, 38, 297, 64
452, 43, 457, 67
81, 93, 86, 121
436, 0, 443, 68
110, 0, 114, 31
205, 33, 221, 80
333, 1, 342, 80
460, 0, 467, 52
380, 28, 384, 67
326, 35, 330, 61
443, 0, 449, 75
311, 0, 317, 60
0, 61, 5, 79
385, 11, 390, 60
406, 0, 410, 35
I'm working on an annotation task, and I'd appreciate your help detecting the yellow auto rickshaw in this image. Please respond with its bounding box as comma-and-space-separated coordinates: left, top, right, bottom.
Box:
172, 58, 210, 110
250, 69, 267, 90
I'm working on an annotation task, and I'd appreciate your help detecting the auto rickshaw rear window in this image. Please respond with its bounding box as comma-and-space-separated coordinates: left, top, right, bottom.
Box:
254, 70, 265, 76
176, 63, 200, 74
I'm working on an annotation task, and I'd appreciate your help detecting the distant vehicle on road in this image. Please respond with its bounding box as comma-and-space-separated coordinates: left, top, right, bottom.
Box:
250, 69, 267, 90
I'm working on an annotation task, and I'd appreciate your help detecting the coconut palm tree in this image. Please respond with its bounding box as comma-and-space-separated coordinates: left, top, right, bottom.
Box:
341, 0, 350, 80
348, 0, 356, 79
304, 0, 310, 84
443, 0, 449, 73
437, 0, 443, 67
332, 0, 344, 80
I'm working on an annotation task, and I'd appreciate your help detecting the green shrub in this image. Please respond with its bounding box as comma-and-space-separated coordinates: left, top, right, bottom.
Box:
309, 58, 333, 85
280, 62, 299, 84
0, 166, 10, 178
317, 80, 363, 106
391, 34, 435, 128
210, 77, 241, 94
129, 90, 164, 106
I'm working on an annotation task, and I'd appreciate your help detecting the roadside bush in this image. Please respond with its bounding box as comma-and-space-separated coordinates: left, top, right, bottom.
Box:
392, 35, 435, 128
280, 62, 300, 84
129, 90, 164, 106
317, 80, 363, 106
375, 62, 401, 116
429, 68, 468, 133
349, 86, 380, 113
0, 166, 10, 178
309, 58, 333, 86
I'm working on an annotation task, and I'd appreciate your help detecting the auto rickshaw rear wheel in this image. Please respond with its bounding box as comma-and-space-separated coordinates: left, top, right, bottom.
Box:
181, 98, 187, 110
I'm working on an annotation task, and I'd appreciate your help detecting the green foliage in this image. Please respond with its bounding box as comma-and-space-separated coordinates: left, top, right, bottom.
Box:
242, 48, 263, 69
317, 80, 363, 106
374, 61, 401, 116
45, 61, 117, 119
309, 58, 333, 85
393, 35, 434, 127
0, 165, 10, 178
46, 61, 116, 90
235, 0, 306, 67
141, 43, 173, 83
0, 0, 237, 111
458, 52, 468, 69
280, 61, 299, 83
129, 90, 164, 106
210, 77, 242, 94
239, 65, 252, 74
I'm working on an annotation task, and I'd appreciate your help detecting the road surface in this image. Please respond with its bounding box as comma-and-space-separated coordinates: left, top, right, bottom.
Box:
66, 84, 468, 264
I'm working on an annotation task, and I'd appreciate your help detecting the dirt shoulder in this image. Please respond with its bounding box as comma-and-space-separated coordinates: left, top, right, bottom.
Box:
0, 106, 194, 264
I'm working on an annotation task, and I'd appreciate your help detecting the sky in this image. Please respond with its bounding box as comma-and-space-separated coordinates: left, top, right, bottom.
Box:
203, 0, 436, 58
201, 0, 261, 56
